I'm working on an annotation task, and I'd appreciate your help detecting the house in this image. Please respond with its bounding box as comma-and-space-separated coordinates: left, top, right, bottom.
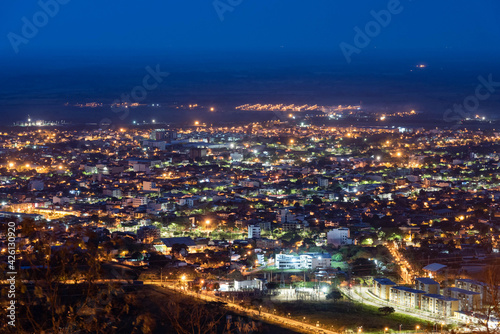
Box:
156, 237, 197, 255
137, 225, 161, 244
423, 263, 447, 278
234, 279, 263, 291
29, 180, 44, 191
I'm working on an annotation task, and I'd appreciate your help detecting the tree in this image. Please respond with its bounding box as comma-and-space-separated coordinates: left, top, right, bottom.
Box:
171, 243, 188, 256
352, 258, 376, 276
332, 253, 343, 262
266, 282, 279, 291
161, 295, 230, 334
477, 265, 500, 334
378, 306, 395, 316
2, 219, 141, 334
326, 289, 343, 302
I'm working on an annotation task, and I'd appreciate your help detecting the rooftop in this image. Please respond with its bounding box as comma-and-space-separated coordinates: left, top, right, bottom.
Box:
424, 294, 459, 301
415, 277, 440, 285
391, 286, 426, 294
423, 263, 447, 272
374, 278, 396, 286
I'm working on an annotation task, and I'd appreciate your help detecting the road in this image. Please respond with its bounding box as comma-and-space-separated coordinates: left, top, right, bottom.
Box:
149, 281, 338, 334
386, 241, 415, 284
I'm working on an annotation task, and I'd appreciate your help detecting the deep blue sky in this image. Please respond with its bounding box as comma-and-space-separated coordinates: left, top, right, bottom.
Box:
1, 0, 500, 127
1, 0, 500, 65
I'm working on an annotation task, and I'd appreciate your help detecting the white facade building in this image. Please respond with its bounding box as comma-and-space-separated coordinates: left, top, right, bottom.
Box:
276, 254, 301, 269
248, 225, 261, 239
276, 253, 331, 270
327, 228, 352, 247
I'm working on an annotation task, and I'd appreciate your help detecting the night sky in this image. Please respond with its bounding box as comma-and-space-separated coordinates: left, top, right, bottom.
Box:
1, 0, 500, 125
1, 0, 499, 62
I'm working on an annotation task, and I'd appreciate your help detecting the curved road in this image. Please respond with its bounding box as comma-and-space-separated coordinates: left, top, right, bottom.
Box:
149, 281, 338, 334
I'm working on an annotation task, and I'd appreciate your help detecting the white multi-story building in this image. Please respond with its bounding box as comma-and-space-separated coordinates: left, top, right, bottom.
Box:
311, 256, 331, 270
276, 253, 331, 270
455, 279, 488, 303
327, 228, 352, 247
390, 286, 426, 308
317, 177, 329, 188
445, 287, 482, 311
276, 254, 301, 269
234, 279, 263, 291
248, 225, 261, 239
421, 294, 459, 317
